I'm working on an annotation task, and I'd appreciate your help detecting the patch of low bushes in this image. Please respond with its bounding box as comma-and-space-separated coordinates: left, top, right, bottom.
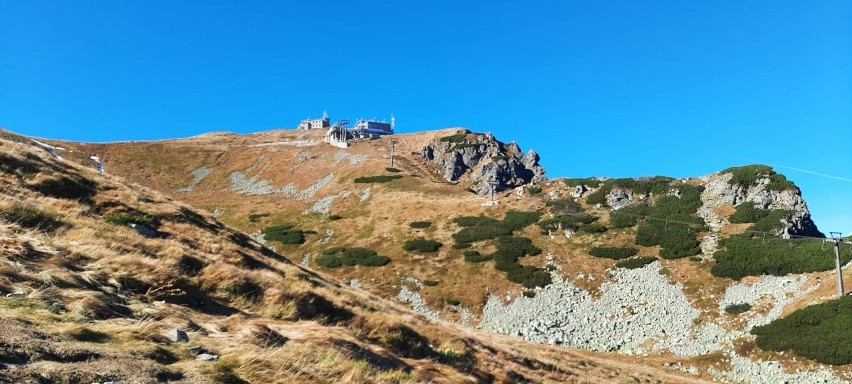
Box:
711, 236, 851, 279
354, 175, 403, 183
728, 204, 770, 224
423, 280, 439, 286
402, 239, 442, 253
586, 176, 675, 207
463, 250, 492, 263
546, 199, 584, 215
315, 247, 391, 268
439, 133, 468, 143
634, 184, 705, 259
537, 213, 597, 233
752, 295, 852, 365
723, 164, 796, 191
452, 243, 471, 249
386, 167, 402, 173
527, 186, 542, 195
747, 209, 793, 233
409, 221, 431, 229
262, 224, 312, 245
588, 247, 638, 260
615, 256, 657, 269
563, 177, 601, 188
609, 203, 649, 228
105, 211, 159, 228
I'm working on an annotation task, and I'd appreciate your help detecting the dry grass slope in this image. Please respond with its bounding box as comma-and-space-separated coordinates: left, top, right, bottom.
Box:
0, 131, 709, 383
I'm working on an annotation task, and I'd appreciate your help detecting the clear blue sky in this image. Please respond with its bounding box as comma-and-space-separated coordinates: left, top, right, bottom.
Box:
2, 1, 850, 233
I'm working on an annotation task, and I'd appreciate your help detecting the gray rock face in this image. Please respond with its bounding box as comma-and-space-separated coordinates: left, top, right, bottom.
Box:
167, 329, 189, 343
420, 131, 547, 194
699, 172, 822, 237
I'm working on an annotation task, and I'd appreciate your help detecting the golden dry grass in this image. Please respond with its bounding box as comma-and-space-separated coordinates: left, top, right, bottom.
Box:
0, 129, 714, 383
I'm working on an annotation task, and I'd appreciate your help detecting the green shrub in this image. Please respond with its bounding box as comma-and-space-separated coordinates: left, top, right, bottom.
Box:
439, 133, 468, 143
445, 298, 461, 306
262, 224, 307, 244
609, 204, 649, 228
453, 215, 501, 227
409, 221, 432, 229
453, 225, 513, 244
354, 175, 403, 183
633, 185, 705, 259
2, 203, 65, 232
402, 239, 442, 253
711, 236, 851, 279
580, 224, 607, 233
563, 177, 601, 188
586, 176, 675, 207
537, 214, 597, 232
588, 247, 638, 260
452, 243, 471, 249
723, 164, 796, 191
527, 186, 542, 195
522, 291, 537, 298
752, 296, 852, 365
501, 211, 542, 231
423, 280, 439, 286
463, 250, 492, 263
105, 212, 158, 228
615, 256, 657, 269
328, 214, 342, 221
725, 303, 751, 314
748, 210, 793, 233
317, 247, 391, 268
729, 204, 769, 223
385, 167, 402, 173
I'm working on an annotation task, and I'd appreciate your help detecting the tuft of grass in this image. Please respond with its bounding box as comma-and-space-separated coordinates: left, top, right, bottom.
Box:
328, 214, 342, 221
2, 203, 66, 232
409, 221, 431, 229
67, 327, 110, 343
423, 280, 439, 286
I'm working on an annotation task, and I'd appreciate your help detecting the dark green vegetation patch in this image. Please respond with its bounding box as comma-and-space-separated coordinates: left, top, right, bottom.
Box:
439, 133, 469, 143
752, 295, 852, 365
451, 211, 541, 244
724, 303, 751, 315
537, 213, 598, 233
609, 203, 649, 228
353, 175, 403, 183
402, 239, 442, 253
105, 211, 159, 228
563, 177, 601, 188
588, 247, 639, 260
633, 184, 705, 259
585, 176, 675, 207
615, 256, 658, 269
409, 221, 432, 229
385, 167, 402, 173
315, 247, 391, 268
262, 224, 313, 245
463, 250, 492, 263
728, 203, 793, 233
723, 164, 796, 191
526, 186, 542, 195
711, 237, 851, 279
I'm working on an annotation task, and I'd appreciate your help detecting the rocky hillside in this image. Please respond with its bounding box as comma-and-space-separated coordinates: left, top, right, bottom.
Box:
12, 127, 852, 383
420, 130, 546, 194
0, 131, 721, 383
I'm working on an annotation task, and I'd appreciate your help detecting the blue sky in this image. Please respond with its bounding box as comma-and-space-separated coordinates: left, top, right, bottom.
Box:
1, 1, 850, 233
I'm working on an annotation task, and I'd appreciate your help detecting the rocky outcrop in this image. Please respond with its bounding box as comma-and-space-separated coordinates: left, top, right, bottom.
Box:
420, 131, 547, 194
698, 172, 822, 237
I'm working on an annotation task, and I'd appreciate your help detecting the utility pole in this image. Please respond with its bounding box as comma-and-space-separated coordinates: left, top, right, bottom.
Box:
489, 176, 498, 205
389, 139, 398, 167
830, 232, 847, 297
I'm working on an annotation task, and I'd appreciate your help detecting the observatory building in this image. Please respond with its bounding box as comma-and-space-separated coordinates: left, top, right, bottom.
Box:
297, 111, 331, 130
350, 116, 394, 139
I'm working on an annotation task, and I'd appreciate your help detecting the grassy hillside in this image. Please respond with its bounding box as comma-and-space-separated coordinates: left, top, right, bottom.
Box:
0, 132, 712, 383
